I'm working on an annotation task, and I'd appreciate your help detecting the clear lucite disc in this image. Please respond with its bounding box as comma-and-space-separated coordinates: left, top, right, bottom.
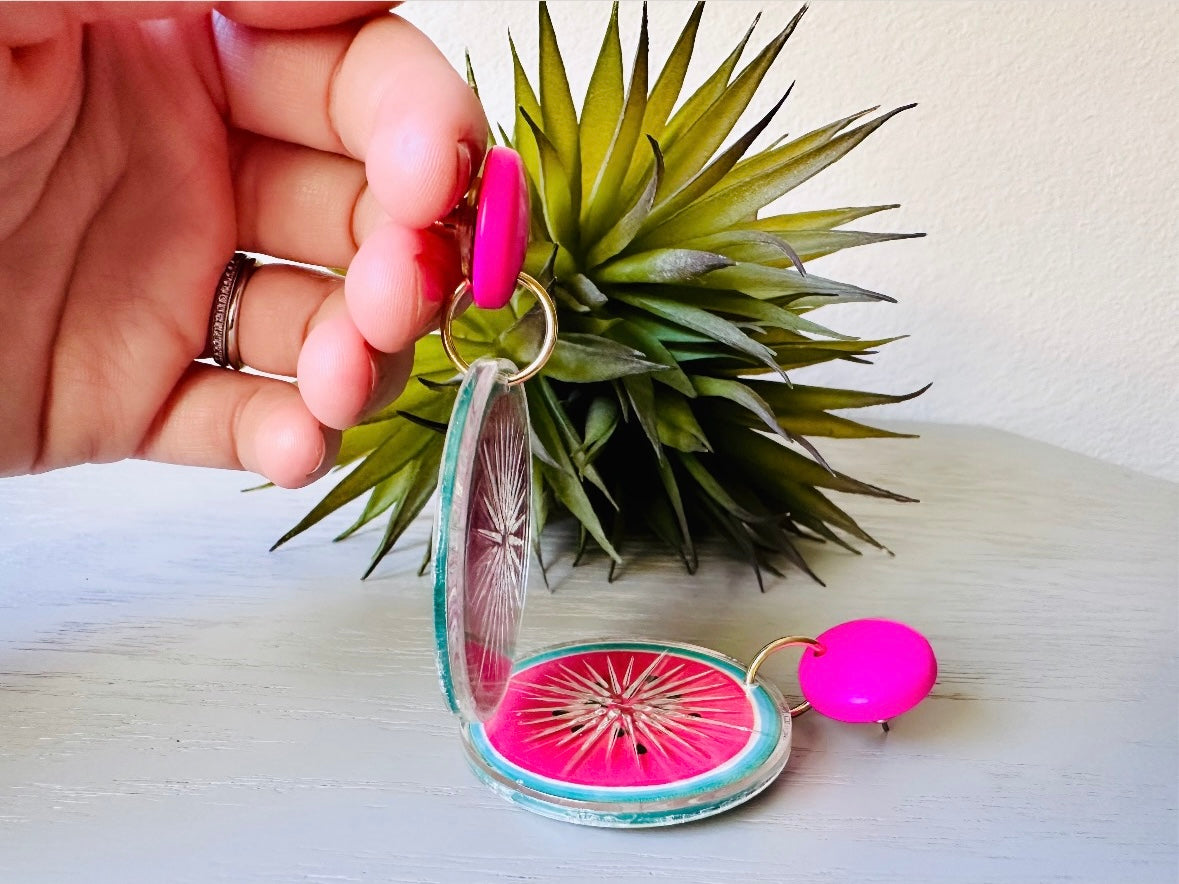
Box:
434, 358, 531, 722
462, 640, 792, 827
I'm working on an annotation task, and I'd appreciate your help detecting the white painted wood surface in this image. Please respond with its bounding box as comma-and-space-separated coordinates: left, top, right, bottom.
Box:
1, 425, 1176, 883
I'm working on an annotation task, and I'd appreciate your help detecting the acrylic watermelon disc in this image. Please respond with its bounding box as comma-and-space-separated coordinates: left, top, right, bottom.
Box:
434, 357, 531, 722
463, 639, 792, 827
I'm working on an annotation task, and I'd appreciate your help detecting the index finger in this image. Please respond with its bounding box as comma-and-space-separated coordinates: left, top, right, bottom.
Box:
214, 11, 488, 228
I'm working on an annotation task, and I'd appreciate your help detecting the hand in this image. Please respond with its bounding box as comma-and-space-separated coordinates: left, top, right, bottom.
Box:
0, 2, 485, 487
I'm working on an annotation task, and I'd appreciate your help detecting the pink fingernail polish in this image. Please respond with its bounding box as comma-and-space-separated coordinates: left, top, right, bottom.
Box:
421, 228, 461, 305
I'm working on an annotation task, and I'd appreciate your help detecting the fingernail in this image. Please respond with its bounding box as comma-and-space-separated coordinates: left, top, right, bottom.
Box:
369, 354, 381, 397
357, 356, 381, 424
420, 229, 460, 305
306, 436, 327, 478
420, 261, 445, 306
456, 141, 474, 201
360, 355, 396, 424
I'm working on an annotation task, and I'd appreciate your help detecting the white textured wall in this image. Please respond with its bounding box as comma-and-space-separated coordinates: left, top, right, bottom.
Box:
403, 0, 1179, 481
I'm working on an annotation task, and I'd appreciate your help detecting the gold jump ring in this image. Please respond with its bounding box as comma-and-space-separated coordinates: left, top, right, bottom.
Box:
440, 272, 557, 386
744, 635, 825, 718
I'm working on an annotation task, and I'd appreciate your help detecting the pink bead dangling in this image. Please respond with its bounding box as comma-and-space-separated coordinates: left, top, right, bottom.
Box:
470, 146, 529, 309
797, 619, 937, 725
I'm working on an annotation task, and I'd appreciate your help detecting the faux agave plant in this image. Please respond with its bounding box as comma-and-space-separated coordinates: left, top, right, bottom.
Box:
274, 1, 927, 586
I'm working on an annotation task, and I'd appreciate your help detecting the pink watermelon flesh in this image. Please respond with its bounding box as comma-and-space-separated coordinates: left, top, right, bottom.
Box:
484, 649, 757, 788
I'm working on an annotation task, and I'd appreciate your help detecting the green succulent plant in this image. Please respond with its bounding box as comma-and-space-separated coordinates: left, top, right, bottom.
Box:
275, 1, 927, 586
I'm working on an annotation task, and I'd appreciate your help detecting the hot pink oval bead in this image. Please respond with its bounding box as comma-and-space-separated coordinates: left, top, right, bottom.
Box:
471, 146, 529, 310
797, 619, 936, 723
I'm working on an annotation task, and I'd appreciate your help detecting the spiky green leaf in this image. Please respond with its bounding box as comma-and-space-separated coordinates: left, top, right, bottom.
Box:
560, 273, 609, 309
745, 204, 899, 232
660, 12, 760, 149
509, 33, 542, 188
644, 493, 692, 571
648, 85, 793, 237
658, 286, 849, 339
579, 3, 623, 201
543, 333, 667, 383
713, 426, 885, 548
582, 395, 621, 460
334, 468, 414, 542
602, 319, 696, 397
776, 412, 917, 439
586, 136, 664, 267
362, 438, 443, 578
272, 415, 440, 550
597, 249, 734, 284
463, 54, 495, 148
688, 263, 894, 306
533, 376, 616, 504
336, 416, 401, 467
676, 230, 803, 273
582, 4, 648, 240
767, 229, 925, 264
621, 373, 663, 461
620, 0, 703, 192
612, 290, 783, 373
691, 375, 788, 441
749, 380, 931, 412
635, 104, 916, 248
726, 105, 879, 182
654, 388, 710, 452
677, 451, 775, 525
657, 7, 803, 197
538, 459, 622, 563
538, 2, 580, 205
654, 454, 696, 571
519, 110, 577, 250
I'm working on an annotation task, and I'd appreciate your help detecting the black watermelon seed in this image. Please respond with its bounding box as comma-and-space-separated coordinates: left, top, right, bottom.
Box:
635, 744, 648, 755
551, 709, 567, 717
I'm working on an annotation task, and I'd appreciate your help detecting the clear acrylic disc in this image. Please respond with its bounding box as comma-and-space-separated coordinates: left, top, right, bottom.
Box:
462, 639, 792, 827
434, 357, 532, 722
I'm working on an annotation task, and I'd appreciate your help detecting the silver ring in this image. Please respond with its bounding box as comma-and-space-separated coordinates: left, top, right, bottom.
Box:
209, 253, 256, 370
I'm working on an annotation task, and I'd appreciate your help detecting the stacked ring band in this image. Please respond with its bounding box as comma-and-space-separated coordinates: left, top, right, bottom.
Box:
208, 253, 256, 370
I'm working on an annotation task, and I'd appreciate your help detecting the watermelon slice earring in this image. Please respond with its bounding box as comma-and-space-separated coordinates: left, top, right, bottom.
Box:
432, 145, 551, 722
446, 625, 936, 828
431, 146, 937, 828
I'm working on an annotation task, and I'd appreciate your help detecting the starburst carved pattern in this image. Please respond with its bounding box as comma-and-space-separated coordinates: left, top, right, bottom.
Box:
466, 401, 528, 644
460, 395, 530, 713
469, 409, 528, 610
517, 652, 753, 776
